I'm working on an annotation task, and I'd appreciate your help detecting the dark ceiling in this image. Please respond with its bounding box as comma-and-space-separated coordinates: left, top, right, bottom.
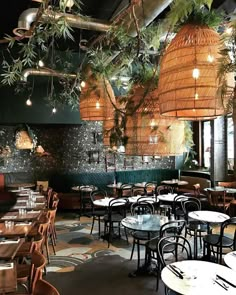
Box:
0, 0, 235, 51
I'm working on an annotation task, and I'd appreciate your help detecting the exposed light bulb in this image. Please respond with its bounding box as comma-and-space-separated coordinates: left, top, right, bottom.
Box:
96, 101, 100, 109
225, 27, 232, 35
80, 81, 86, 88
52, 107, 57, 113
150, 119, 156, 128
195, 93, 199, 100
193, 108, 196, 112
207, 54, 214, 63
61, 0, 74, 8
192, 68, 200, 79
38, 60, 44, 67
26, 98, 32, 106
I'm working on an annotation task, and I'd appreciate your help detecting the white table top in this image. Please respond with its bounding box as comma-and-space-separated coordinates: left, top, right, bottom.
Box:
121, 214, 160, 232
224, 251, 236, 271
188, 210, 230, 224
157, 193, 180, 202
162, 180, 188, 186
205, 187, 236, 194
71, 186, 97, 192
128, 196, 158, 203
162, 260, 236, 295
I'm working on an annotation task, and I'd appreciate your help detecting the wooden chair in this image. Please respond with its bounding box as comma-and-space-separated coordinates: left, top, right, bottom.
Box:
207, 189, 231, 213
16, 250, 46, 293
33, 279, 60, 295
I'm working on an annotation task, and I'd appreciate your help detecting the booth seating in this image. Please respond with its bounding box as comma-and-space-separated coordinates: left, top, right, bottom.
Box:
178, 175, 211, 195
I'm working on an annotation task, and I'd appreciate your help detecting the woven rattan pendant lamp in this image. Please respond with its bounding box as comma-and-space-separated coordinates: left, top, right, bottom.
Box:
125, 85, 187, 156
158, 23, 227, 120
79, 67, 116, 121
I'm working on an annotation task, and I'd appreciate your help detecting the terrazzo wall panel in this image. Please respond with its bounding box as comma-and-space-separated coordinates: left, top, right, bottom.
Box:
0, 122, 175, 177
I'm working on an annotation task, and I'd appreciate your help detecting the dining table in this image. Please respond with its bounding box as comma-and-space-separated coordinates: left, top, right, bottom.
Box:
161, 180, 188, 193
0, 262, 17, 294
0, 221, 34, 238
224, 251, 236, 271
161, 260, 236, 295
0, 210, 42, 222
188, 210, 230, 259
6, 183, 35, 189
0, 237, 24, 260
121, 214, 161, 277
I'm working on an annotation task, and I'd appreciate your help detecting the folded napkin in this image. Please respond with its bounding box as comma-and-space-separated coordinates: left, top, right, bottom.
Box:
0, 239, 20, 244
0, 262, 13, 270
32, 192, 40, 195
27, 210, 40, 214
1, 216, 17, 219
16, 200, 26, 203
16, 193, 29, 196
15, 222, 32, 226
35, 202, 45, 205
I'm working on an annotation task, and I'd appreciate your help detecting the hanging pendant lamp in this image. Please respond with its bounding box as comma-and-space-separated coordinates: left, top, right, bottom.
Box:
79, 68, 115, 121
125, 84, 187, 156
158, 23, 230, 120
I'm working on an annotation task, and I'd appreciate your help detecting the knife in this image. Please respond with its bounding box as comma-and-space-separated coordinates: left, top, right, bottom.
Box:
213, 279, 228, 291
216, 275, 236, 288
167, 265, 184, 279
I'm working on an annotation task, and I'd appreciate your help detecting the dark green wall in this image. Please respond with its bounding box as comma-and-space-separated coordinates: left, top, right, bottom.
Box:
0, 82, 81, 124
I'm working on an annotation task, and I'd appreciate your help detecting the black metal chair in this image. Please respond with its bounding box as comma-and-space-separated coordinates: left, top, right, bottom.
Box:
79, 185, 96, 217
144, 182, 157, 196
90, 189, 108, 237
157, 185, 172, 217
203, 216, 236, 264
118, 183, 133, 198
103, 198, 128, 247
157, 235, 192, 294
181, 197, 209, 258
145, 220, 186, 291
129, 201, 155, 268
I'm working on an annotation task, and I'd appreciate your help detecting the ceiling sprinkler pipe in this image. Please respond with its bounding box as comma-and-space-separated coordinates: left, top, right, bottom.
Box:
21, 68, 77, 82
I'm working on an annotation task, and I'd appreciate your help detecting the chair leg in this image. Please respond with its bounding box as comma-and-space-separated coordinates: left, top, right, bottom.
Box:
90, 217, 95, 235
137, 241, 140, 269
98, 217, 101, 237
130, 240, 135, 260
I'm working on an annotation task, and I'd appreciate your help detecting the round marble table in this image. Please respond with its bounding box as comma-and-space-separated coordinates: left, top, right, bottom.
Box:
157, 193, 179, 202
162, 260, 236, 295
121, 214, 161, 233
224, 251, 236, 271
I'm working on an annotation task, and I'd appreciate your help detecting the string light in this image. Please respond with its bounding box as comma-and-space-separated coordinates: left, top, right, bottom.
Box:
150, 119, 156, 129
207, 54, 214, 63
225, 27, 232, 35
52, 107, 57, 114
80, 81, 86, 88
195, 93, 199, 100
95, 101, 100, 109
38, 60, 44, 67
192, 68, 200, 79
26, 98, 32, 106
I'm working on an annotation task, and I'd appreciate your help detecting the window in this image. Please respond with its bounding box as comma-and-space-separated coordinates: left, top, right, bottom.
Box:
227, 116, 234, 171
203, 121, 211, 168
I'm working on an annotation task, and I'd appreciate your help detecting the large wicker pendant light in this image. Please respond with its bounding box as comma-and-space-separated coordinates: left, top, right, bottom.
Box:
79, 68, 115, 121
125, 85, 186, 156
158, 23, 226, 120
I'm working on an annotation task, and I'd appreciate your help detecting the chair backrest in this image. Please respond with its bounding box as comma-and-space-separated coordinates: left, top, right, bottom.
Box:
157, 235, 192, 267
181, 197, 201, 221
218, 217, 236, 246
207, 189, 226, 210
120, 183, 133, 197
132, 188, 145, 196
130, 201, 154, 216
30, 250, 47, 293
33, 279, 60, 295
218, 181, 236, 188
108, 198, 128, 217
172, 195, 188, 219
156, 185, 172, 195
144, 182, 157, 195
90, 189, 107, 203
160, 220, 186, 238
36, 181, 49, 193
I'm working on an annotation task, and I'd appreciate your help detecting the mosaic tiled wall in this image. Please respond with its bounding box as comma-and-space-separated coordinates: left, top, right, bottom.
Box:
0, 122, 175, 175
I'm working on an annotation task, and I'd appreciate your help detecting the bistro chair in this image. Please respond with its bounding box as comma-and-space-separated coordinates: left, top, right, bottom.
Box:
79, 185, 96, 217
90, 189, 108, 237
181, 197, 209, 256
16, 250, 46, 293
145, 220, 186, 291
103, 198, 128, 247
129, 201, 155, 268
157, 235, 192, 294
132, 187, 145, 196
207, 189, 231, 213
203, 217, 236, 264
119, 183, 133, 198
33, 279, 60, 295
144, 182, 157, 196
157, 185, 172, 217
